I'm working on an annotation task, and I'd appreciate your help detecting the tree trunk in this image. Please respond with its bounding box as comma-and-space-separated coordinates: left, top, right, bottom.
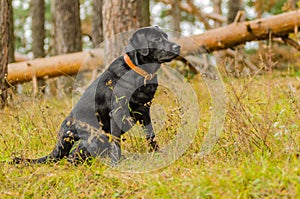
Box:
92, 0, 104, 48
54, 0, 82, 97
288, 0, 297, 9
49, 0, 57, 56
55, 0, 82, 54
137, 0, 150, 27
102, 0, 150, 65
8, 0, 14, 63
177, 10, 300, 55
8, 48, 104, 84
31, 0, 45, 58
170, 0, 181, 37
227, 0, 243, 23
48, 0, 57, 96
0, 0, 10, 108
211, 0, 224, 68
212, 0, 223, 28
31, 0, 46, 95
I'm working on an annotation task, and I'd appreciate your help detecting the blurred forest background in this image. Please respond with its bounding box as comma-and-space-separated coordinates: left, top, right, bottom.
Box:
0, 0, 299, 102
8, 0, 299, 55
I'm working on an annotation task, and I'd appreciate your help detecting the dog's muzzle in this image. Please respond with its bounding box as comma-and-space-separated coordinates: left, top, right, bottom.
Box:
172, 44, 181, 54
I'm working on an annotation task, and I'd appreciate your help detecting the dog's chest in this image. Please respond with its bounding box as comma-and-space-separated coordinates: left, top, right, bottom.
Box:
130, 83, 158, 105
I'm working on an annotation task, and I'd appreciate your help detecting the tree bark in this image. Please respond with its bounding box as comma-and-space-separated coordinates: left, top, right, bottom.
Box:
211, 0, 224, 68
170, 0, 181, 36
0, 0, 10, 108
137, 0, 150, 27
8, 48, 104, 84
227, 0, 243, 23
6, 10, 300, 84
49, 0, 57, 56
212, 0, 223, 28
31, 0, 45, 58
47, 0, 58, 96
8, 0, 14, 63
31, 0, 46, 95
55, 0, 82, 54
102, 0, 150, 65
54, 0, 82, 97
92, 0, 104, 48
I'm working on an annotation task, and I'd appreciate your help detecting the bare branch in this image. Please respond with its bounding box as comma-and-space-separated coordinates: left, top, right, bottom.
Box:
226, 49, 259, 71
154, 0, 173, 5
281, 37, 300, 51
206, 13, 226, 23
185, 0, 211, 29
156, 0, 226, 27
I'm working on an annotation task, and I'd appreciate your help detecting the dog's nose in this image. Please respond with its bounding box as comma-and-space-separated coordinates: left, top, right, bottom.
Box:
172, 44, 181, 51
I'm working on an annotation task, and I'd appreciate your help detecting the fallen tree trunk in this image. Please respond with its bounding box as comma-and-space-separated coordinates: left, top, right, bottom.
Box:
7, 48, 104, 84
176, 10, 300, 54
7, 10, 300, 84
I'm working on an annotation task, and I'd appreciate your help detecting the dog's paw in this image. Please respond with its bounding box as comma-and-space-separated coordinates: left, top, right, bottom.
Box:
10, 157, 30, 165
147, 138, 159, 152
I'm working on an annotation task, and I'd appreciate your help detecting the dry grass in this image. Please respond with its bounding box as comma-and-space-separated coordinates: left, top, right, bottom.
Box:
0, 71, 299, 198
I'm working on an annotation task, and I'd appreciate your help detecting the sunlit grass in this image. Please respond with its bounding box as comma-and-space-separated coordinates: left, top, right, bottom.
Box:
0, 73, 299, 198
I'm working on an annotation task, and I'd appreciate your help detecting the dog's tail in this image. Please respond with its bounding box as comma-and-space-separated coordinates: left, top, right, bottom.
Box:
11, 155, 53, 164
10, 147, 70, 164
7, 116, 81, 164
10, 131, 76, 164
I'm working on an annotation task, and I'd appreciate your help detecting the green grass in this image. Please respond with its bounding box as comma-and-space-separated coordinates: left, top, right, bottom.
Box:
0, 73, 299, 198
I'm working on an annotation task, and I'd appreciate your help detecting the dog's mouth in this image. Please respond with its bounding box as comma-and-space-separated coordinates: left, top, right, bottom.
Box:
156, 43, 181, 63
156, 49, 180, 63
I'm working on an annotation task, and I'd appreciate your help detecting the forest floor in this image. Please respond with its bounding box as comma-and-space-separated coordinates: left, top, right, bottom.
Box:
0, 71, 299, 198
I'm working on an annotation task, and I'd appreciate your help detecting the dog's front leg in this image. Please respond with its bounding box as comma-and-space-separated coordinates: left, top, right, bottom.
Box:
109, 118, 122, 165
109, 94, 134, 164
140, 111, 159, 152
144, 125, 159, 152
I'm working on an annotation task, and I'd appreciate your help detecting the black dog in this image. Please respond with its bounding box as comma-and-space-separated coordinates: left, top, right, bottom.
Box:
14, 26, 180, 164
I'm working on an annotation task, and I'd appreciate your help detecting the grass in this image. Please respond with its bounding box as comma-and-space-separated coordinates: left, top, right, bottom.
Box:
0, 71, 299, 198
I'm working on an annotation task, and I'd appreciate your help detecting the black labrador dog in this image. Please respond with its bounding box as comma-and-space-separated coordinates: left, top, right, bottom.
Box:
14, 26, 180, 164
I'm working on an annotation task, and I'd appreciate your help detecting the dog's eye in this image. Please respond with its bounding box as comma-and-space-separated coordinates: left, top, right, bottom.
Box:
155, 37, 163, 42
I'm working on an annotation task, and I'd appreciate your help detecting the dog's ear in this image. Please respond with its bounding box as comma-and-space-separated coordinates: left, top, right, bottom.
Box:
129, 29, 149, 56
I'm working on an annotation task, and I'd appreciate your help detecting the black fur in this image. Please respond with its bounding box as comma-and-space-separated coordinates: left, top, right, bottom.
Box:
13, 26, 181, 165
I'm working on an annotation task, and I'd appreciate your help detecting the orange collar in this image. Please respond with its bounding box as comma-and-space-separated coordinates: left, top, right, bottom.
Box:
123, 54, 155, 81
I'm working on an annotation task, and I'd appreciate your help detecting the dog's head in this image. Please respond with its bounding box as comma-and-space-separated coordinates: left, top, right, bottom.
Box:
127, 26, 181, 64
